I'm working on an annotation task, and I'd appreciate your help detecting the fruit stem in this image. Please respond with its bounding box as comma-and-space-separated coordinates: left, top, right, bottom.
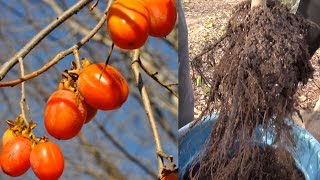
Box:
18, 57, 29, 127
99, 43, 114, 80
19, 57, 37, 140
131, 49, 164, 177
105, 43, 114, 66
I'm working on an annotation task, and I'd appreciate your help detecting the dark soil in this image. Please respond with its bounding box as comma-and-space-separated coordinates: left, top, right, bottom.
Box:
248, 146, 305, 180
183, 146, 305, 180
188, 1, 314, 179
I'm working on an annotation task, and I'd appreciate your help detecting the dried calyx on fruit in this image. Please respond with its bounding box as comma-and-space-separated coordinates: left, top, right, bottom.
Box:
57, 61, 81, 92
160, 167, 178, 180
1, 115, 64, 179
3, 115, 37, 141
158, 151, 178, 180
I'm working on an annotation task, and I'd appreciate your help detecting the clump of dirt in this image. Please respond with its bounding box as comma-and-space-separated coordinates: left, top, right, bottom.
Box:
188, 1, 313, 179
248, 146, 305, 180
184, 146, 305, 180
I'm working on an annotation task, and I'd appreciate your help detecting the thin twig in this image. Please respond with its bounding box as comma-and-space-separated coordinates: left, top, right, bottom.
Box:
138, 58, 178, 97
43, 0, 112, 46
166, 83, 178, 87
0, 5, 110, 87
0, 0, 94, 81
89, 0, 99, 11
73, 49, 81, 70
131, 49, 164, 177
18, 57, 29, 126
25, 99, 33, 122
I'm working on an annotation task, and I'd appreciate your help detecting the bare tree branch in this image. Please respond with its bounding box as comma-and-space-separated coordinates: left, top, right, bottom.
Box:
153, 106, 178, 144
131, 49, 164, 177
138, 58, 178, 97
89, 0, 100, 11
66, 160, 106, 179
0, 5, 109, 87
78, 133, 126, 180
43, 0, 112, 46
0, 0, 94, 81
130, 88, 178, 144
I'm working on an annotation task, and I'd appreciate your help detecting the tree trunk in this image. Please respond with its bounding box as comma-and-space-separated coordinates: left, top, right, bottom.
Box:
251, 0, 267, 9
177, 0, 195, 128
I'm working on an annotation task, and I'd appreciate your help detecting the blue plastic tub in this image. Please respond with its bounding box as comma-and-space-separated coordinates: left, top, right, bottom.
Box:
179, 114, 320, 180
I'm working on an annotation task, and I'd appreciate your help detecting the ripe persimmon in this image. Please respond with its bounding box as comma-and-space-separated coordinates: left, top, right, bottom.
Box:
77, 63, 129, 111
0, 136, 32, 177
30, 141, 64, 180
143, 0, 177, 37
44, 90, 87, 140
107, 0, 150, 49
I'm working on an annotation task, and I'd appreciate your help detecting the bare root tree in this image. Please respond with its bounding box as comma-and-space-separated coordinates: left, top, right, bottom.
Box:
188, 0, 312, 179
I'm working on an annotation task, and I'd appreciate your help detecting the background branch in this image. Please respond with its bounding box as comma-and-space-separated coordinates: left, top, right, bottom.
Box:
77, 133, 126, 180
0, 6, 108, 87
93, 121, 158, 178
0, 0, 93, 81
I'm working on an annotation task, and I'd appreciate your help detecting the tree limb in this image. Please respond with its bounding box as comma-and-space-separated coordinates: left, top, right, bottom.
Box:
78, 133, 126, 180
43, 0, 112, 46
0, 4, 109, 87
0, 0, 94, 81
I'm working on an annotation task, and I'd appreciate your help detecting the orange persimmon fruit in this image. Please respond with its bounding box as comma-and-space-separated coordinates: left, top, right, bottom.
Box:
77, 63, 129, 111
143, 0, 177, 37
107, 0, 150, 49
